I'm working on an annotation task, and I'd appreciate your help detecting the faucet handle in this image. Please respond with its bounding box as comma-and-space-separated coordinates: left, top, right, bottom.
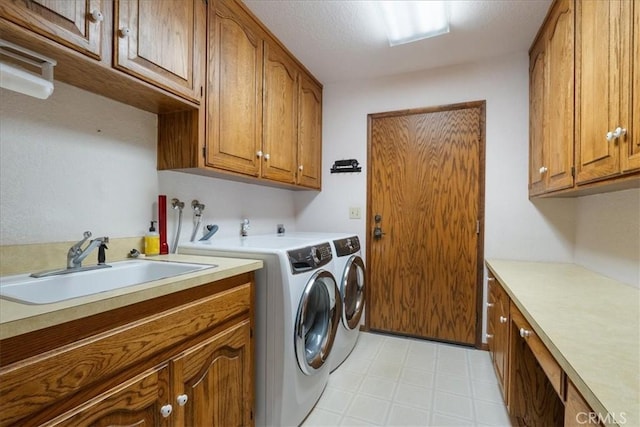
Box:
70, 231, 92, 252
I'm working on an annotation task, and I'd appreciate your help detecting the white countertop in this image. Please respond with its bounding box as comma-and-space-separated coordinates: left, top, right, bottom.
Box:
486, 259, 639, 427
0, 254, 263, 340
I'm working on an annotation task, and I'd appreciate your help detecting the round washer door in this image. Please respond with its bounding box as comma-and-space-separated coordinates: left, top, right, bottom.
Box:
295, 270, 341, 375
341, 255, 365, 330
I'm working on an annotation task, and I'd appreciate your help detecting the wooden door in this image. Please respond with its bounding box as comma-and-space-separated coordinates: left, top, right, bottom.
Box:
207, 0, 263, 177
262, 40, 298, 184
173, 320, 252, 427
576, 0, 625, 183
297, 73, 323, 189
367, 102, 485, 346
46, 366, 171, 426
622, 0, 640, 173
545, 0, 574, 192
115, 0, 204, 102
0, 0, 105, 59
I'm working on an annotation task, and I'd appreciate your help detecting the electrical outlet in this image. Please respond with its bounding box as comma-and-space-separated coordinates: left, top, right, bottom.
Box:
349, 207, 361, 219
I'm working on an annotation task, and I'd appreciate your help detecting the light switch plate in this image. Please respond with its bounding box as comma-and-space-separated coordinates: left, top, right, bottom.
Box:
349, 207, 361, 219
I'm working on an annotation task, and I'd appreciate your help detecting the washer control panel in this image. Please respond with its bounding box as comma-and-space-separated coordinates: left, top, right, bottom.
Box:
334, 236, 360, 257
288, 242, 332, 274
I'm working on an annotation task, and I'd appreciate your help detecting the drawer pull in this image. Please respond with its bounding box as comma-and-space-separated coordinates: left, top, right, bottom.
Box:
500, 316, 508, 323
177, 394, 188, 406
160, 404, 173, 418
520, 327, 532, 338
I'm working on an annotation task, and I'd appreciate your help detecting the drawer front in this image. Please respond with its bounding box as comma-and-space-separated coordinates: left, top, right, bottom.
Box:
0, 282, 251, 426
510, 303, 564, 399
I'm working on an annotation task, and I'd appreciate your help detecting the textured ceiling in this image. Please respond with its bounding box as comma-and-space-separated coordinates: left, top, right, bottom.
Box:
242, 0, 552, 84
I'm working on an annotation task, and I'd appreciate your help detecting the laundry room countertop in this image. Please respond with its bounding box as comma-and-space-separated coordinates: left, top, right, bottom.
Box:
486, 259, 639, 427
0, 254, 263, 340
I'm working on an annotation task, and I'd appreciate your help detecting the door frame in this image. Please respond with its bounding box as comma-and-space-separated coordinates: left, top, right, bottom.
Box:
364, 100, 486, 348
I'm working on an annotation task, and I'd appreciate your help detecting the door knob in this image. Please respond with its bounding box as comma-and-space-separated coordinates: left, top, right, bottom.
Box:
373, 226, 385, 239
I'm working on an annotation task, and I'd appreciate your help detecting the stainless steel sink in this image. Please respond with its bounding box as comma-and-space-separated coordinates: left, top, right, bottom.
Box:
0, 260, 216, 305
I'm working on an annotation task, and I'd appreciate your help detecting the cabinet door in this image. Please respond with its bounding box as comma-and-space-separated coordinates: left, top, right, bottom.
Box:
621, 0, 640, 173
529, 31, 547, 196
493, 283, 509, 400
0, 0, 105, 59
297, 73, 323, 189
544, 0, 574, 192
262, 40, 298, 184
46, 365, 171, 426
173, 320, 252, 427
207, 0, 263, 177
576, 0, 626, 183
114, 0, 204, 102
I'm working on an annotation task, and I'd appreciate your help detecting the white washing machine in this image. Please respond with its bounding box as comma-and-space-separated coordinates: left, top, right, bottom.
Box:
179, 236, 341, 427
282, 233, 366, 371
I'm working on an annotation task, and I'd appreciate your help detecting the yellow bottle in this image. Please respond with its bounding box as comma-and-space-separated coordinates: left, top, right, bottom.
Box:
144, 221, 160, 256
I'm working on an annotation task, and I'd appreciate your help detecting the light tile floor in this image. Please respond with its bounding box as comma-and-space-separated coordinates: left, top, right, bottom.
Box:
303, 332, 511, 427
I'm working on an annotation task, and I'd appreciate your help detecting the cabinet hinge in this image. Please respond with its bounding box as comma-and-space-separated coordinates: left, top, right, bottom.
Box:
571, 166, 575, 177
476, 220, 480, 235
202, 145, 206, 159
200, 85, 204, 98
250, 328, 253, 338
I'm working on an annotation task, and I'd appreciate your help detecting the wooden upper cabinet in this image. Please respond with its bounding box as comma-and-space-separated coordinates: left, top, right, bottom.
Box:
297, 72, 323, 189
529, 31, 547, 197
622, 0, 640, 173
529, 0, 574, 197
207, 0, 263, 177
263, 40, 298, 184
576, 0, 636, 183
114, 0, 205, 102
0, 0, 105, 59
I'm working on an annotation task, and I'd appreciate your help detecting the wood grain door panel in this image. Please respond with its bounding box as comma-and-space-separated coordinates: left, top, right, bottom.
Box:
622, 0, 640, 173
262, 41, 298, 184
576, 0, 622, 183
207, 0, 263, 176
529, 38, 546, 196
0, 0, 104, 59
368, 103, 484, 345
173, 320, 252, 427
297, 73, 323, 189
115, 0, 202, 101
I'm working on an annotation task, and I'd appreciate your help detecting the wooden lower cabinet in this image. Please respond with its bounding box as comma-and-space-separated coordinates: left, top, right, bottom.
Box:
0, 274, 254, 427
487, 274, 509, 400
486, 265, 606, 427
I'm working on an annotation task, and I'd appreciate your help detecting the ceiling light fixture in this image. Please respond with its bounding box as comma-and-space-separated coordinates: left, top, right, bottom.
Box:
377, 0, 450, 47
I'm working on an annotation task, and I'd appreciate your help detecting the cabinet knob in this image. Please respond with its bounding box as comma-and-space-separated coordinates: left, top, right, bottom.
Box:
119, 27, 132, 38
539, 166, 548, 174
519, 327, 532, 338
486, 333, 494, 339
487, 277, 495, 282
256, 150, 263, 158
160, 404, 173, 418
89, 9, 104, 22
177, 394, 188, 406
298, 165, 304, 171
500, 316, 508, 324
607, 127, 627, 141
264, 153, 270, 160
486, 302, 494, 308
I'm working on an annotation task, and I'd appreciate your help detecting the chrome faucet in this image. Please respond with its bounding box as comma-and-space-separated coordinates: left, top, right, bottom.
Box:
31, 231, 111, 278
67, 231, 109, 269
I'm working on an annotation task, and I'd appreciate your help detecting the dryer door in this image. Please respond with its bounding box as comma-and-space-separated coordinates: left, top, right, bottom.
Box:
295, 270, 341, 375
341, 255, 366, 330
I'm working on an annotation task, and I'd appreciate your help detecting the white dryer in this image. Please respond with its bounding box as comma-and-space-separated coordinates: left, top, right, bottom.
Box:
282, 233, 366, 371
179, 236, 341, 427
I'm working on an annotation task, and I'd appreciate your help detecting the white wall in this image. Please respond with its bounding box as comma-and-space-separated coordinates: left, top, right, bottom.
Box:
574, 189, 640, 287
0, 82, 295, 247
295, 52, 577, 264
